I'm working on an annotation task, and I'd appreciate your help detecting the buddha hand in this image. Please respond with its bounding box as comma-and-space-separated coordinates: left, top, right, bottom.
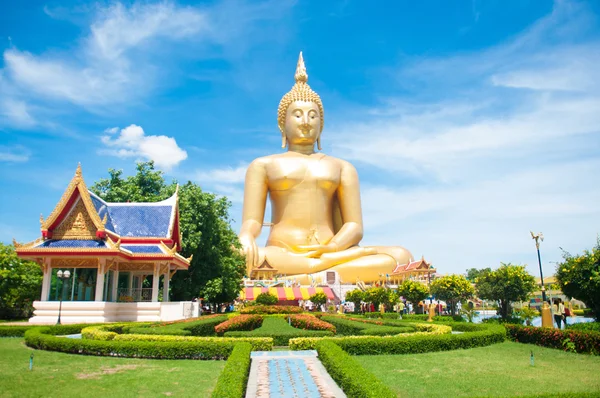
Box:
296, 242, 338, 258
239, 232, 258, 272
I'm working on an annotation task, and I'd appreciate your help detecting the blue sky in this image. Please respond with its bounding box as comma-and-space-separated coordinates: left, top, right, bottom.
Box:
1, 0, 599, 278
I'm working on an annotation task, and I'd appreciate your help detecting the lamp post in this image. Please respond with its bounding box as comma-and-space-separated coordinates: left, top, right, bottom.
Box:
530, 232, 553, 328
427, 265, 435, 322
56, 270, 71, 325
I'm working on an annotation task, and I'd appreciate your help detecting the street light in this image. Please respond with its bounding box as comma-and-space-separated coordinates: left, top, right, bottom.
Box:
530, 232, 553, 328
56, 270, 71, 325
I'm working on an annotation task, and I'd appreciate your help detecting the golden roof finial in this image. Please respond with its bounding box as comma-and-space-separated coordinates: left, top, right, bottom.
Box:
294, 51, 308, 83
75, 163, 82, 178
12, 238, 21, 248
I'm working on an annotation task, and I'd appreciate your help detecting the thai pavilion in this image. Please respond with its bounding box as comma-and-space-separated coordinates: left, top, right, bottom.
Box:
15, 165, 191, 324
389, 256, 436, 285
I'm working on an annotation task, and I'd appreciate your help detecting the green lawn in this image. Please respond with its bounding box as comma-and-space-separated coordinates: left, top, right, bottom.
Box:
356, 341, 600, 397
0, 338, 225, 398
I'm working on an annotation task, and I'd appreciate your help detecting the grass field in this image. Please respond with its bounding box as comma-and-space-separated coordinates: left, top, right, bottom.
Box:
356, 341, 600, 397
0, 338, 225, 398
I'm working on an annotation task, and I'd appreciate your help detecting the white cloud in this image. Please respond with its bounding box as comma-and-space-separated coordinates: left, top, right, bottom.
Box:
3, 2, 207, 108
101, 124, 187, 170
0, 145, 30, 162
325, 0, 600, 275
195, 165, 247, 184
0, 99, 36, 127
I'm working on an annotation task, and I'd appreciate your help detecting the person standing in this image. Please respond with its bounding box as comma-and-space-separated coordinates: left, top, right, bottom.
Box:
552, 298, 565, 329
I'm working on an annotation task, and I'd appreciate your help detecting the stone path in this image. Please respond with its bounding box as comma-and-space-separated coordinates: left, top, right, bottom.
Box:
246, 351, 346, 398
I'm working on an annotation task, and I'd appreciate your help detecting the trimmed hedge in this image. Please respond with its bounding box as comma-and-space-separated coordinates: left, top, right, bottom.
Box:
215, 315, 263, 335
290, 314, 336, 333
211, 342, 252, 398
360, 313, 465, 322
81, 324, 273, 351
25, 325, 239, 359
321, 316, 416, 336
290, 323, 503, 352
240, 305, 304, 314
316, 340, 395, 398
224, 317, 332, 346
127, 315, 228, 336
566, 322, 600, 333
0, 325, 36, 337
506, 324, 600, 355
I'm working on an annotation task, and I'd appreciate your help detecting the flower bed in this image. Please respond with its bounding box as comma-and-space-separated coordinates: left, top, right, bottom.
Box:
240, 305, 304, 314
224, 317, 333, 346
505, 324, 600, 355
290, 314, 336, 333
215, 315, 263, 335
127, 315, 228, 336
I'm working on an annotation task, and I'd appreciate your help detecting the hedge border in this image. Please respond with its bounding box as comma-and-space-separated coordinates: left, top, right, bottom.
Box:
316, 340, 395, 398
506, 324, 600, 355
24, 325, 240, 359
290, 322, 503, 352
0, 325, 36, 337
210, 342, 252, 398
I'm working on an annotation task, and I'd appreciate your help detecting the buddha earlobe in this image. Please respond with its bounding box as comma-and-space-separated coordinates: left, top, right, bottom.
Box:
317, 137, 322, 151
281, 135, 287, 148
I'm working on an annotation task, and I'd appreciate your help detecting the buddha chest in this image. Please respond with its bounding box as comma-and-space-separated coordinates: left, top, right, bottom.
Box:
266, 155, 341, 192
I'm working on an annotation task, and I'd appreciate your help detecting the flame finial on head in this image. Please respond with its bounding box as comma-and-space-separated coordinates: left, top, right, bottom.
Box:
277, 52, 324, 148
294, 51, 308, 83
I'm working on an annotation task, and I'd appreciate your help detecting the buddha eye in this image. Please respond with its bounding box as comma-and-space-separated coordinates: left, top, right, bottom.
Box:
308, 110, 317, 119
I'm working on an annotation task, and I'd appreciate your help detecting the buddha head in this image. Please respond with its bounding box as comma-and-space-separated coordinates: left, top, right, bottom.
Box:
277, 52, 324, 150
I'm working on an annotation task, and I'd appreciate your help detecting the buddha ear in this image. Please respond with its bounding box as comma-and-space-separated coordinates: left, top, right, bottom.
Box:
317, 137, 322, 151
281, 135, 287, 149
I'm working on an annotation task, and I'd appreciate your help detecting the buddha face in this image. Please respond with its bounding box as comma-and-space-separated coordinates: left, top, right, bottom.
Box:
284, 100, 321, 147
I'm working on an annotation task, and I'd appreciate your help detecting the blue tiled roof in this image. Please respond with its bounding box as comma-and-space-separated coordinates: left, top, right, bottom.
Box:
88, 191, 174, 238
121, 245, 164, 254
108, 205, 172, 237
38, 240, 107, 248
90, 194, 115, 232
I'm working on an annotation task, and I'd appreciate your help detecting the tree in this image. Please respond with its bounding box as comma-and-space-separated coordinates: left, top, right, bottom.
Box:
309, 292, 327, 308
0, 243, 42, 319
363, 286, 389, 310
91, 161, 245, 304
397, 279, 429, 307
475, 263, 536, 320
465, 267, 492, 282
430, 274, 474, 315
344, 289, 364, 313
255, 292, 278, 306
556, 239, 600, 320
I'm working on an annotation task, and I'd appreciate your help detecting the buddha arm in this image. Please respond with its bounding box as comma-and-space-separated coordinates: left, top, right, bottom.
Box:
329, 161, 364, 250
240, 159, 268, 238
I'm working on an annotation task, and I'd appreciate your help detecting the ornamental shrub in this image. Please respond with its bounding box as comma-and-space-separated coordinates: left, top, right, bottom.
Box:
211, 343, 252, 398
506, 324, 600, 355
215, 315, 263, 335
127, 315, 228, 336
240, 305, 303, 314
0, 325, 36, 337
316, 340, 396, 398
289, 314, 336, 333
255, 292, 279, 306
321, 316, 415, 336
309, 291, 328, 307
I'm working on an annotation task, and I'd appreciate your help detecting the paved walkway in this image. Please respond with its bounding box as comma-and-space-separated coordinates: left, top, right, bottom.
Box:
246, 351, 346, 398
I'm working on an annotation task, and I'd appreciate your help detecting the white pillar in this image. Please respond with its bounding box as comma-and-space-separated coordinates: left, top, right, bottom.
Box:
40, 258, 52, 301
95, 259, 105, 302
151, 264, 160, 302
111, 269, 119, 302
163, 268, 170, 302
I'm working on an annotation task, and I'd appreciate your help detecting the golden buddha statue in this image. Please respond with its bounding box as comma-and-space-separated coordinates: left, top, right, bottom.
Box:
239, 52, 413, 283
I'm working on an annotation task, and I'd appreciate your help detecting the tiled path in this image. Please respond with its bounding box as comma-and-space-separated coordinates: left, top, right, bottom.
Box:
246, 351, 346, 398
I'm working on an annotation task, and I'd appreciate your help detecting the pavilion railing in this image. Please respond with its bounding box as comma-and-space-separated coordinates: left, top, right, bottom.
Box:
117, 288, 153, 302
